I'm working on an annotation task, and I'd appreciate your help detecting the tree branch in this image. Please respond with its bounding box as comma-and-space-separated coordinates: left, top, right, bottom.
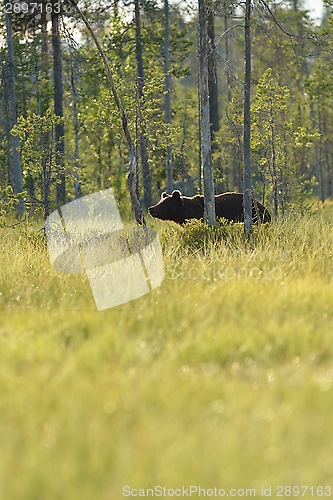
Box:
68, 0, 145, 225
259, 0, 320, 42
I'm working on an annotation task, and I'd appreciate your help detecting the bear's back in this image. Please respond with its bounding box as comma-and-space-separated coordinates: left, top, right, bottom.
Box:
215, 192, 244, 222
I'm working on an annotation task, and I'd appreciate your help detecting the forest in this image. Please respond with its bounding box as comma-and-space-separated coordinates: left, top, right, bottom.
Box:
2, 1, 333, 499
1, 0, 333, 223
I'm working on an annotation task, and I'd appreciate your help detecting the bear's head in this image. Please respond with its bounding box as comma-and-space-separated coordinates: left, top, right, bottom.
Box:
148, 190, 185, 224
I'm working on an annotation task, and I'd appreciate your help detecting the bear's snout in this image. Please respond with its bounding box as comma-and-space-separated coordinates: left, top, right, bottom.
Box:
148, 206, 157, 217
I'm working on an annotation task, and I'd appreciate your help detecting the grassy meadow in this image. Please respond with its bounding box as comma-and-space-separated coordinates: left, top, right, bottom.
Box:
1, 203, 333, 499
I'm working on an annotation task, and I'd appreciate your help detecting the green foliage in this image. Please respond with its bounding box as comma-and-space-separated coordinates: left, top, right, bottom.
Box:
11, 110, 64, 197
1, 0, 333, 219
9, 109, 68, 216
252, 69, 319, 215
0, 185, 25, 223
165, 219, 248, 253
11, 110, 63, 163
304, 24, 333, 200
62, 3, 193, 200
253, 68, 290, 115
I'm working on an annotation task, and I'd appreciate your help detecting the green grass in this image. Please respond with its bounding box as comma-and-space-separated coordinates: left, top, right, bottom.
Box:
1, 206, 333, 499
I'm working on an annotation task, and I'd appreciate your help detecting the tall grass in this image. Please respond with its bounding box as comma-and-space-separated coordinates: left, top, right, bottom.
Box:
1, 206, 333, 499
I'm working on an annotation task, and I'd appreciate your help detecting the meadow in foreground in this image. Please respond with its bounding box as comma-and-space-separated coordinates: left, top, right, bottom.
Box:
1, 204, 333, 499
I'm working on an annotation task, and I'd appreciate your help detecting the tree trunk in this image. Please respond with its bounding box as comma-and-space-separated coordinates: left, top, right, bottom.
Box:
317, 104, 325, 203
43, 150, 51, 219
2, 63, 13, 187
224, 5, 233, 103
4, 1, 24, 215
134, 0, 151, 208
18, 51, 28, 119
198, 0, 215, 225
164, 0, 173, 193
52, 5, 66, 205
243, 0, 252, 232
197, 68, 203, 194
70, 48, 81, 198
41, 7, 49, 100
323, 114, 332, 199
39, 5, 50, 200
207, 0, 219, 138
270, 113, 278, 219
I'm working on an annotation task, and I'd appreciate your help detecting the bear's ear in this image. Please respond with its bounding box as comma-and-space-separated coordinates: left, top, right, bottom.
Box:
172, 190, 182, 199
161, 192, 168, 199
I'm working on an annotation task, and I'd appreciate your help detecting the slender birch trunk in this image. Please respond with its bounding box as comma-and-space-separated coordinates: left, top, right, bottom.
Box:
134, 0, 151, 209
270, 111, 278, 219
164, 0, 173, 194
70, 50, 81, 198
207, 0, 219, 138
4, 0, 24, 215
317, 104, 324, 203
2, 63, 13, 187
243, 0, 252, 232
198, 0, 215, 225
224, 6, 233, 103
52, 6, 66, 205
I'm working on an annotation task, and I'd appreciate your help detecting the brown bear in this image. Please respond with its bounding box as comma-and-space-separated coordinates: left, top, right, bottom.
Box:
148, 190, 271, 225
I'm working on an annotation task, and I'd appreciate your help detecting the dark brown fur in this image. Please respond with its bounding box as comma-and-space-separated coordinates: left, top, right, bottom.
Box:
148, 190, 271, 225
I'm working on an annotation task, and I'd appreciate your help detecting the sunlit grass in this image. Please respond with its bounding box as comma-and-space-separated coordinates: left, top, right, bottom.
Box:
1, 207, 333, 499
